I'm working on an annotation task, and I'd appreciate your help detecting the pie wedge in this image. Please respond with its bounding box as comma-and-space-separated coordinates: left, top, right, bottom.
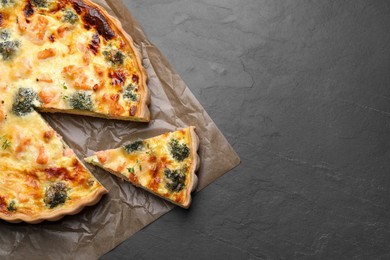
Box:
85, 127, 200, 208
0, 89, 107, 223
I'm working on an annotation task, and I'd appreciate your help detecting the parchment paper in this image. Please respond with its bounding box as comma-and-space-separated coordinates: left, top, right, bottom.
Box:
0, 1, 240, 259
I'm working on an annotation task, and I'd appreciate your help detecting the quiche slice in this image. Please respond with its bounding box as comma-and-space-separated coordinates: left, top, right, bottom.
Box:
0, 0, 149, 121
0, 90, 107, 223
85, 127, 200, 208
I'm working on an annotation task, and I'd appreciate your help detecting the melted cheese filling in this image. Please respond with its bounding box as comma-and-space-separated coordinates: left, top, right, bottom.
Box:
0, 0, 145, 119
86, 129, 194, 205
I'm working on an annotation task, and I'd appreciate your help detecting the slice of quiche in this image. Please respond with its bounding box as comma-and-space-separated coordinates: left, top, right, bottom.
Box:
85, 127, 200, 208
0, 89, 107, 223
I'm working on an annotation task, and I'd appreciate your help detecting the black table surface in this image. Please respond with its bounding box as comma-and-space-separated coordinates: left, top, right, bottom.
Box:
103, 0, 390, 259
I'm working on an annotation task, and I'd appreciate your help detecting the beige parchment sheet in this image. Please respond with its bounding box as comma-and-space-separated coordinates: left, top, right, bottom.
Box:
0, 1, 240, 259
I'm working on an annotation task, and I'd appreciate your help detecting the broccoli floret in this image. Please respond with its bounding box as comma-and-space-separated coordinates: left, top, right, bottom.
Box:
123, 140, 144, 153
0, 0, 15, 7
164, 168, 186, 192
70, 92, 93, 111
62, 10, 78, 24
0, 30, 10, 41
44, 182, 68, 208
123, 84, 138, 102
31, 0, 48, 8
0, 40, 20, 61
169, 139, 190, 162
103, 49, 125, 66
12, 88, 37, 116
7, 200, 16, 212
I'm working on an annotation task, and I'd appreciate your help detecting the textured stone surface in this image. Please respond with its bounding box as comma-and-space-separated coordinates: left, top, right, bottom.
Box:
103, 0, 390, 259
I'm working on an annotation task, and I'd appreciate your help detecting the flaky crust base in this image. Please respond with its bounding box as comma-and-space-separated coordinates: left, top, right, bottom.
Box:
0, 187, 107, 224
181, 126, 200, 208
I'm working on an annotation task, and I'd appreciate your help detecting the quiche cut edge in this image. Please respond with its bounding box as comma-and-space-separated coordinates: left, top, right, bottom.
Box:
85, 126, 200, 209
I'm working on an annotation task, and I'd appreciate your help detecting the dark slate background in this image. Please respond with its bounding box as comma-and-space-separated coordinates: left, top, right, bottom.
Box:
103, 0, 390, 259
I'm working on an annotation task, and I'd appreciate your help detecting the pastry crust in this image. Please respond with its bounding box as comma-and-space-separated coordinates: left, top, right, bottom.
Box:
85, 127, 200, 208
1, 186, 107, 224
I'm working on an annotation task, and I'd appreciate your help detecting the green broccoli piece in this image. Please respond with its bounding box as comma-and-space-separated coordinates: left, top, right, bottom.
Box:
62, 10, 79, 24
0, 40, 20, 61
103, 48, 125, 66
0, 30, 10, 41
7, 200, 16, 212
12, 88, 37, 116
164, 168, 186, 192
0, 0, 15, 7
123, 84, 138, 102
44, 182, 68, 209
31, 0, 48, 8
123, 140, 144, 153
169, 139, 190, 162
70, 92, 93, 111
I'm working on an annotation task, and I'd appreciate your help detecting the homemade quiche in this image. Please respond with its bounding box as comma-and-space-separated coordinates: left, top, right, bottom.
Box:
85, 127, 200, 208
0, 0, 151, 223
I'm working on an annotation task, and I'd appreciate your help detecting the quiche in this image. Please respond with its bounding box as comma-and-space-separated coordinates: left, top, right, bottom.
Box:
85, 127, 200, 208
0, 0, 151, 223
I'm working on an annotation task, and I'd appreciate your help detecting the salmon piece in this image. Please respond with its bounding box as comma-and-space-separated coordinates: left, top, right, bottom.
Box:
31, 15, 49, 41
62, 65, 77, 77
101, 93, 125, 116
96, 151, 107, 163
62, 65, 96, 90
17, 14, 28, 32
116, 161, 125, 172
43, 130, 55, 142
15, 137, 31, 154
57, 24, 74, 38
39, 87, 57, 104
0, 107, 5, 123
37, 48, 56, 59
18, 14, 48, 44
36, 145, 49, 165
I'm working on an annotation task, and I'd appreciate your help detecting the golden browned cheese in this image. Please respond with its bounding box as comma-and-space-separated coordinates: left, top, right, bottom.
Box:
0, 0, 149, 121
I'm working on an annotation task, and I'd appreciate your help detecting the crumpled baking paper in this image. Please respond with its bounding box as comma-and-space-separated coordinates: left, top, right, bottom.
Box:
0, 1, 240, 259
